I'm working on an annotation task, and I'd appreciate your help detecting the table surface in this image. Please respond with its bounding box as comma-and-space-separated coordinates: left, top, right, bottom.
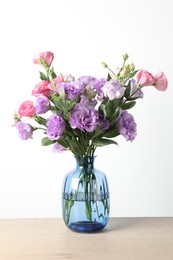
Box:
0, 217, 173, 260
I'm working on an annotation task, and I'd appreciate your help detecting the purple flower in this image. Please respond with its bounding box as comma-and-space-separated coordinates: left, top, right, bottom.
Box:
98, 117, 110, 130
35, 94, 50, 114
80, 96, 97, 107
116, 110, 137, 141
78, 76, 106, 98
57, 81, 84, 100
102, 80, 124, 100
130, 79, 143, 98
78, 76, 97, 86
69, 102, 98, 132
16, 121, 33, 140
46, 114, 65, 140
52, 143, 68, 153
93, 78, 106, 98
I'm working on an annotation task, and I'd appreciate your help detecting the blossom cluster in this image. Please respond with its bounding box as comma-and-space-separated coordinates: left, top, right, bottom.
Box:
14, 51, 168, 156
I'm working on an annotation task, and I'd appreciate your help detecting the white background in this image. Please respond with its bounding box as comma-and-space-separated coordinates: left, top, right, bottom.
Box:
0, 0, 172, 218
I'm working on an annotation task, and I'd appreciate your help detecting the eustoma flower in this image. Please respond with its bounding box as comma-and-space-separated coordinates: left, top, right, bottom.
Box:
33, 51, 54, 66
102, 80, 124, 100
136, 70, 155, 86
153, 71, 168, 91
46, 114, 65, 140
35, 95, 50, 114
52, 143, 68, 153
32, 80, 51, 97
18, 101, 35, 117
116, 110, 137, 142
16, 121, 33, 140
69, 101, 98, 132
57, 81, 85, 99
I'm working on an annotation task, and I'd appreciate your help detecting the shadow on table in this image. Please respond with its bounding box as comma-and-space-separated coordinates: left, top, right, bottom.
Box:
102, 217, 146, 232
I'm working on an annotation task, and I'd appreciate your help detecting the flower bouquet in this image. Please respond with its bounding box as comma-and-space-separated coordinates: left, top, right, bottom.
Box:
14, 51, 168, 232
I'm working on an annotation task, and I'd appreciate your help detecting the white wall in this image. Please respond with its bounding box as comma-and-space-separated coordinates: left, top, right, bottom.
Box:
0, 0, 173, 218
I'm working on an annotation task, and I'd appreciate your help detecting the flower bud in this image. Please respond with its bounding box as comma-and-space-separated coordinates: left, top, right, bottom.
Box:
129, 63, 135, 71
120, 69, 128, 78
123, 53, 129, 61
84, 85, 96, 98
13, 112, 20, 122
125, 65, 130, 73
101, 62, 108, 68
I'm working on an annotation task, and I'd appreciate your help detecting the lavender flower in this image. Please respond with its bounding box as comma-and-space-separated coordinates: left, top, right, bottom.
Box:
47, 114, 65, 140
78, 76, 106, 99
35, 94, 50, 114
97, 117, 110, 130
116, 110, 137, 141
57, 81, 84, 100
78, 76, 97, 86
80, 96, 97, 107
16, 121, 33, 140
130, 79, 143, 98
69, 102, 98, 132
93, 78, 106, 98
102, 80, 124, 100
52, 143, 68, 153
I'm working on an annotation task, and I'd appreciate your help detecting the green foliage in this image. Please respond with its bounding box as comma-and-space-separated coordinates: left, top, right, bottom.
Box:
124, 81, 131, 98
92, 138, 118, 147
121, 101, 136, 110
39, 71, 49, 81
42, 137, 55, 146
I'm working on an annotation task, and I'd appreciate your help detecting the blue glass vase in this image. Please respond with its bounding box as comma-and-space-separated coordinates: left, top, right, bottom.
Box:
62, 156, 110, 232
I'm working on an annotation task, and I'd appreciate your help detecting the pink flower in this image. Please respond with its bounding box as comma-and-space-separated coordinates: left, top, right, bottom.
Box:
18, 101, 35, 117
48, 75, 64, 92
153, 71, 168, 91
32, 80, 50, 97
136, 70, 155, 86
33, 51, 54, 66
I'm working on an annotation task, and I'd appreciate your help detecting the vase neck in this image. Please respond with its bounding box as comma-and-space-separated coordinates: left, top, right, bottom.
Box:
75, 156, 95, 172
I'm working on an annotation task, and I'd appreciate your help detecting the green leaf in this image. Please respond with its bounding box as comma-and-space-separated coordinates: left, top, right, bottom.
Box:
99, 104, 107, 118
102, 128, 120, 138
129, 70, 139, 78
121, 101, 136, 110
50, 67, 57, 79
106, 99, 121, 119
52, 100, 65, 111
107, 73, 112, 81
124, 81, 131, 98
65, 100, 76, 112
128, 96, 143, 101
109, 110, 120, 126
39, 71, 49, 81
50, 94, 60, 102
41, 137, 55, 146
34, 115, 47, 126
57, 138, 69, 148
66, 135, 83, 155
92, 127, 103, 139
92, 138, 118, 147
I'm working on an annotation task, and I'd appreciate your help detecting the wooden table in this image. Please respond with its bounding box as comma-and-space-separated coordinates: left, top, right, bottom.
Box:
0, 218, 173, 260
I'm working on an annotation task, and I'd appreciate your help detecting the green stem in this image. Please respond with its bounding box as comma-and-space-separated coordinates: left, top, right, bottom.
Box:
107, 66, 117, 78
33, 127, 46, 131
122, 85, 142, 106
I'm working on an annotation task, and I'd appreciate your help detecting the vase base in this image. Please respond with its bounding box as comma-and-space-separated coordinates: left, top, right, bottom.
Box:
68, 221, 106, 233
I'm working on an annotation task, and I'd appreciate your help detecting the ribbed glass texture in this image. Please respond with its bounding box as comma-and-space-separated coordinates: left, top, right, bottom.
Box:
62, 156, 110, 232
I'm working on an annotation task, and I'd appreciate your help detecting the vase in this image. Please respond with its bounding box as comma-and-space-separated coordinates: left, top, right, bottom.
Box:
62, 156, 110, 233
